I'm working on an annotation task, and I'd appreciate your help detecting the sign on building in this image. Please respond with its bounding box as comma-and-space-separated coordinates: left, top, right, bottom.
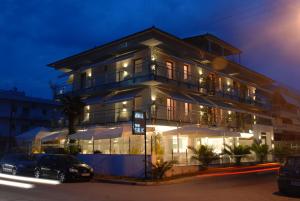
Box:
132, 111, 146, 135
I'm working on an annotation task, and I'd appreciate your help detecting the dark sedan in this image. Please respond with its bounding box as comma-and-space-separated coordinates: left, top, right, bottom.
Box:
0, 153, 37, 175
278, 155, 300, 194
34, 154, 94, 183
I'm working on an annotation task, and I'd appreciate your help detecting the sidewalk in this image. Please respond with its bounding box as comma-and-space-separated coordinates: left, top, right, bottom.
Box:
94, 162, 280, 186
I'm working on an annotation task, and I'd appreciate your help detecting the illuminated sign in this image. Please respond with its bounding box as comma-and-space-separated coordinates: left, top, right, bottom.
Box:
132, 111, 146, 135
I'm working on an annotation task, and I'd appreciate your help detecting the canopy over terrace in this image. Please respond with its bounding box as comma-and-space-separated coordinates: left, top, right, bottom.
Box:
69, 124, 132, 140
16, 127, 51, 144
162, 125, 240, 137
41, 130, 68, 142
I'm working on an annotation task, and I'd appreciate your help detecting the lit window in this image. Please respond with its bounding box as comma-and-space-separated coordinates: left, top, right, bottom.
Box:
172, 136, 188, 153
183, 64, 189, 80
167, 98, 176, 120
166, 61, 174, 79
184, 102, 191, 116
134, 59, 143, 74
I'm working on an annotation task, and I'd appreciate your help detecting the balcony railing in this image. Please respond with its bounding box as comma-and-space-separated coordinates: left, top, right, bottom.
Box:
83, 104, 257, 131
53, 60, 270, 108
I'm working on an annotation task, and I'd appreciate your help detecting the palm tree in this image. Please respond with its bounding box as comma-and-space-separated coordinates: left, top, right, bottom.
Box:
223, 144, 251, 166
188, 145, 218, 169
60, 95, 85, 135
251, 139, 270, 163
150, 160, 177, 180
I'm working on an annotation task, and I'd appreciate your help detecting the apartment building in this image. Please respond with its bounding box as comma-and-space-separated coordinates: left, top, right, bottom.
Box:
271, 85, 300, 149
47, 27, 274, 162
0, 88, 61, 138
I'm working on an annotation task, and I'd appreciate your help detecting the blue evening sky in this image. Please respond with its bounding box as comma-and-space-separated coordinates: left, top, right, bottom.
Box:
0, 0, 299, 98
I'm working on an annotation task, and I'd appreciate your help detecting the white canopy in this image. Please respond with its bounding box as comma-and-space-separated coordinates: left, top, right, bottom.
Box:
16, 127, 51, 143
162, 125, 240, 138
41, 130, 68, 142
69, 124, 132, 140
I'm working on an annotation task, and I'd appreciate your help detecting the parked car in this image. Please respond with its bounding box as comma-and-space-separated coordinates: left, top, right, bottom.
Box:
34, 154, 93, 182
0, 153, 37, 175
278, 155, 300, 194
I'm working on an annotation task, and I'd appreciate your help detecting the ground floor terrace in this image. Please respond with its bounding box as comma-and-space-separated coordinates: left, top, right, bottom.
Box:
36, 122, 274, 165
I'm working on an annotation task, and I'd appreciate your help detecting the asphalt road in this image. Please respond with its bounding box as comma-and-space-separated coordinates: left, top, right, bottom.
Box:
0, 171, 299, 201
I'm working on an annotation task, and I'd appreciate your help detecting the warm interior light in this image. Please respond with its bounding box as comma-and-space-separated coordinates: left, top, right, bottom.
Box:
123, 71, 128, 77
122, 101, 127, 105
151, 96, 156, 101
228, 111, 232, 115
86, 105, 90, 110
123, 62, 128, 68
199, 69, 203, 75
122, 108, 127, 112
240, 133, 254, 138
151, 55, 156, 61
200, 105, 204, 109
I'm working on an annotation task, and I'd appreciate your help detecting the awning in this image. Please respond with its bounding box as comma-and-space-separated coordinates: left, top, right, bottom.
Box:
206, 97, 245, 113
281, 93, 300, 108
104, 88, 145, 104
41, 131, 67, 142
16, 127, 50, 143
162, 125, 240, 137
157, 88, 195, 103
69, 127, 124, 140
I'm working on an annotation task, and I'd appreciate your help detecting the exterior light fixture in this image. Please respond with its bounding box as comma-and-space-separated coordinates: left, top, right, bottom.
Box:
123, 71, 128, 77
226, 81, 231, 86
151, 55, 156, 61
228, 110, 232, 115
122, 108, 127, 112
122, 101, 127, 105
123, 62, 128, 68
151, 96, 156, 101
200, 105, 204, 109
199, 69, 203, 75
199, 78, 203, 83
151, 64, 156, 70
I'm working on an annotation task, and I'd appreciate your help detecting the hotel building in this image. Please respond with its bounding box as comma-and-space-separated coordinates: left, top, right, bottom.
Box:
47, 27, 275, 163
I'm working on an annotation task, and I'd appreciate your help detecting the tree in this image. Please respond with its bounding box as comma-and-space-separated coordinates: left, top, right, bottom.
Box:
223, 144, 251, 166
188, 145, 218, 169
150, 160, 177, 180
60, 95, 85, 135
251, 139, 270, 163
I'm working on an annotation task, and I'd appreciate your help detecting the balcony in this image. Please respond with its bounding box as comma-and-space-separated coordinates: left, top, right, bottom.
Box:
53, 61, 271, 109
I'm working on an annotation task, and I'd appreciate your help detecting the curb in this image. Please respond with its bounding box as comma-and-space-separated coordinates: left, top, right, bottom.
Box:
94, 164, 280, 186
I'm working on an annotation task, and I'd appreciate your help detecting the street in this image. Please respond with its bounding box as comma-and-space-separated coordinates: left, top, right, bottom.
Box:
0, 171, 299, 201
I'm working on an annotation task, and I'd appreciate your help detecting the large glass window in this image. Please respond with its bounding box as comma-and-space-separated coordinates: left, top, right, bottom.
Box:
134, 58, 143, 74
172, 136, 188, 153
166, 61, 174, 79
183, 64, 190, 80
167, 98, 176, 120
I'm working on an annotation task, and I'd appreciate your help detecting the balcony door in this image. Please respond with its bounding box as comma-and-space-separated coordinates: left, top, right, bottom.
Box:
166, 61, 174, 80
167, 98, 176, 120
80, 72, 87, 89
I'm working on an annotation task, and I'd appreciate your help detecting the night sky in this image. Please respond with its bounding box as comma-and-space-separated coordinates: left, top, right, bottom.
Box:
1, 0, 299, 98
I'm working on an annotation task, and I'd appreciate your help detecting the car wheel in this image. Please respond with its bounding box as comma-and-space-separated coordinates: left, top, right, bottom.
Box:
11, 168, 17, 175
34, 169, 41, 178
58, 172, 66, 183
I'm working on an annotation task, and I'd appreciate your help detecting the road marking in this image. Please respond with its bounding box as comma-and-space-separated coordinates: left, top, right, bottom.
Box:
0, 179, 34, 189
0, 173, 60, 185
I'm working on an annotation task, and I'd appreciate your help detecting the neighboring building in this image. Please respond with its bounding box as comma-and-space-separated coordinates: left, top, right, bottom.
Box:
48, 27, 275, 162
271, 84, 300, 149
0, 88, 61, 138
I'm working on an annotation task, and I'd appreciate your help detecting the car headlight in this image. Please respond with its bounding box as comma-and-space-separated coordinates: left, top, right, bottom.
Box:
69, 167, 78, 173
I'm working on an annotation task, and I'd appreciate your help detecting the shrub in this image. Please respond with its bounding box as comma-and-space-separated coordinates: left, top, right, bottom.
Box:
188, 145, 218, 169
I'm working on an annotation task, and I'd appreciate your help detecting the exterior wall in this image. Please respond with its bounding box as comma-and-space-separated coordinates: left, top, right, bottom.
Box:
77, 154, 151, 178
